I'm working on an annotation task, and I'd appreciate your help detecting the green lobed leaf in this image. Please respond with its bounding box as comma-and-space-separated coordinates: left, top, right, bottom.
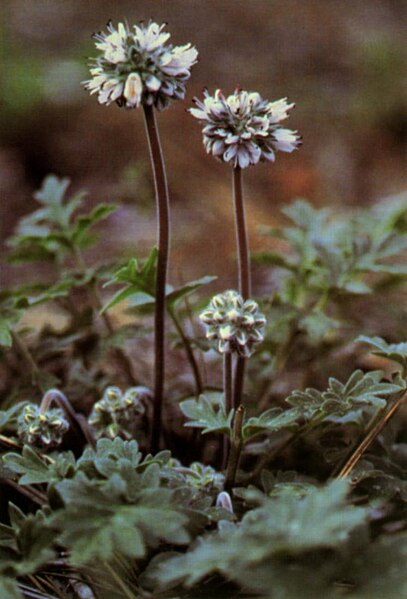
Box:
357, 335, 407, 368
0, 404, 26, 432
348, 531, 407, 599
286, 369, 402, 423
103, 257, 216, 314
153, 480, 368, 593
0, 508, 57, 578
102, 248, 158, 312
4, 447, 76, 485
242, 407, 301, 441
165, 275, 217, 307
180, 393, 234, 436
0, 577, 23, 599
33, 174, 70, 207
52, 468, 190, 565
7, 175, 115, 266
70, 203, 118, 245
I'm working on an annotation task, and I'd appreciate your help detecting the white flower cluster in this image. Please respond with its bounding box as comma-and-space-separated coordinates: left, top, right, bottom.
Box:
190, 89, 301, 168
84, 21, 198, 110
200, 290, 266, 357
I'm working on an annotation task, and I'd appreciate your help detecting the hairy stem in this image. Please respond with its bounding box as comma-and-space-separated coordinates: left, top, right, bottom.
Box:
232, 166, 251, 408
143, 104, 171, 454
223, 352, 233, 414
233, 357, 246, 409
232, 166, 251, 298
336, 390, 407, 480
225, 404, 245, 489
222, 352, 233, 469
168, 305, 203, 396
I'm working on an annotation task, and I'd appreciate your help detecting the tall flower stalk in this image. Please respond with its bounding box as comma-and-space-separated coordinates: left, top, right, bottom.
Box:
232, 165, 250, 407
200, 290, 266, 465
190, 88, 301, 407
84, 20, 198, 452
143, 103, 170, 452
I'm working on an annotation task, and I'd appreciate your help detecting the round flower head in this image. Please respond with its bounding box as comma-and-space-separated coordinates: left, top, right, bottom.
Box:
84, 20, 198, 110
88, 385, 149, 439
189, 88, 301, 168
200, 290, 266, 357
17, 403, 69, 449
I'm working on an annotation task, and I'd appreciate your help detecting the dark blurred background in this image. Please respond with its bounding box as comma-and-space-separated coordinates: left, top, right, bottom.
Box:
1, 0, 407, 288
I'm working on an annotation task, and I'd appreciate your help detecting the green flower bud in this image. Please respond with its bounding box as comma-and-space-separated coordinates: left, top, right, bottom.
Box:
88, 385, 149, 439
17, 403, 69, 449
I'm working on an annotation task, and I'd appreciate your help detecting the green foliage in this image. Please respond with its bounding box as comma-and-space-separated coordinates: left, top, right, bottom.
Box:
0, 504, 57, 578
0, 577, 22, 599
358, 335, 407, 371
180, 370, 402, 452
167, 460, 224, 491
255, 197, 407, 357
150, 480, 368, 596
0, 404, 26, 433
103, 249, 216, 313
3, 438, 224, 571
1, 17, 407, 598
260, 469, 316, 498
49, 438, 231, 566
180, 393, 234, 435
4, 446, 76, 485
0, 293, 25, 348
102, 248, 159, 312
7, 175, 117, 262
348, 532, 407, 599
1, 174, 117, 358
286, 369, 402, 424
350, 458, 407, 502
0, 278, 87, 347
53, 468, 190, 564
258, 197, 407, 303
242, 407, 300, 441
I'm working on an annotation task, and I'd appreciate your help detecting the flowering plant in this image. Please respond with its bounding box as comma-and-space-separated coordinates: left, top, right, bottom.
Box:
190, 88, 301, 168
0, 12, 407, 599
84, 20, 198, 109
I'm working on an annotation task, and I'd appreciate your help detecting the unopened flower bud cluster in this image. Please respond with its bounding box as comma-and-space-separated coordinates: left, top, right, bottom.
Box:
88, 386, 149, 439
190, 89, 301, 168
168, 458, 224, 490
84, 20, 198, 110
17, 403, 69, 449
200, 290, 266, 357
